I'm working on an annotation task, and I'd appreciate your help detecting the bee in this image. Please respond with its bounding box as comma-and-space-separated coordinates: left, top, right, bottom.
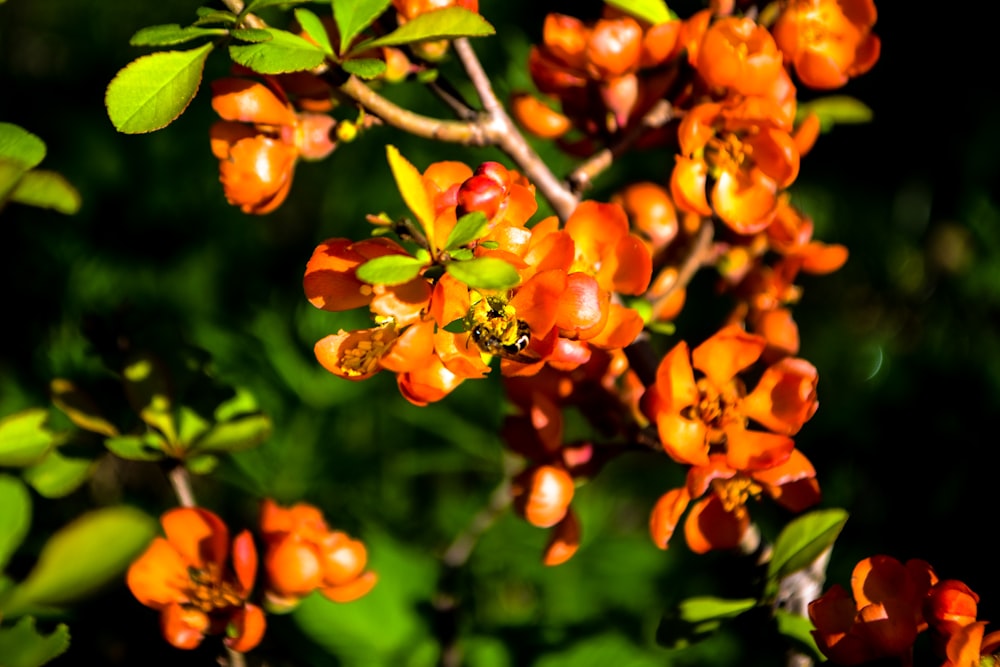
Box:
466, 298, 539, 364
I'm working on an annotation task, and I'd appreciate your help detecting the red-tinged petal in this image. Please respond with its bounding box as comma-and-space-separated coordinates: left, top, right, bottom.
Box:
723, 426, 794, 471
685, 455, 736, 497
795, 50, 848, 89
225, 603, 267, 653
944, 620, 986, 666
670, 156, 712, 216
503, 182, 538, 227
657, 412, 709, 466
218, 136, 296, 215
808, 586, 876, 665
793, 112, 821, 158
232, 530, 258, 594
711, 167, 778, 235
691, 324, 765, 388
744, 357, 819, 435
543, 508, 581, 566
655, 341, 699, 409
850, 34, 880, 78
927, 580, 979, 632
127, 538, 190, 608
514, 464, 575, 528
162, 507, 229, 569
397, 356, 464, 406
607, 233, 652, 295
320, 570, 378, 603
161, 602, 209, 650
512, 268, 567, 336
555, 273, 608, 338
683, 494, 747, 553
852, 555, 911, 609
748, 127, 800, 189
587, 302, 644, 349
304, 239, 370, 312
543, 13, 588, 69
856, 602, 919, 658
649, 487, 690, 549
211, 78, 296, 126
209, 121, 256, 160
677, 103, 721, 157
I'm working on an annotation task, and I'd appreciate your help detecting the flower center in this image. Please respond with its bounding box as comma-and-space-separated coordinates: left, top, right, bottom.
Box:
693, 377, 745, 444
706, 132, 753, 176
185, 564, 244, 613
711, 475, 762, 518
338, 323, 396, 377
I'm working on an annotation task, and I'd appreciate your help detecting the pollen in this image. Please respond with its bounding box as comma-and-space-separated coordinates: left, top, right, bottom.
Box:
338, 326, 394, 377
712, 476, 762, 517
185, 565, 244, 612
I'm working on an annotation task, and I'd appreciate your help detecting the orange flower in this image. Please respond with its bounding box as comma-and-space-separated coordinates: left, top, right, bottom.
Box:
260, 499, 377, 608
127, 507, 265, 652
772, 0, 881, 90
695, 16, 784, 97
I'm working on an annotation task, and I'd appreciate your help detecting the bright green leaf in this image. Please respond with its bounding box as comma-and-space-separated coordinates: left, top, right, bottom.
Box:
444, 211, 488, 251
245, 0, 315, 11
229, 28, 327, 74
2, 506, 157, 617
0, 475, 31, 572
342, 58, 387, 79
356, 254, 428, 286
295, 8, 333, 55
230, 28, 273, 43
104, 434, 167, 461
122, 353, 176, 443
656, 596, 756, 650
353, 7, 494, 52
797, 96, 873, 132
129, 24, 226, 47
775, 609, 823, 660
447, 247, 473, 261
333, 0, 392, 55
679, 596, 758, 622
105, 43, 213, 134
191, 414, 272, 454
49, 379, 118, 438
22, 451, 94, 499
767, 508, 848, 583
0, 409, 54, 468
8, 170, 81, 215
603, 0, 675, 25
0, 123, 46, 169
175, 406, 211, 450
185, 453, 218, 475
385, 145, 435, 244
214, 387, 260, 422
0, 617, 70, 667
445, 257, 520, 290
0, 158, 30, 203
193, 8, 238, 25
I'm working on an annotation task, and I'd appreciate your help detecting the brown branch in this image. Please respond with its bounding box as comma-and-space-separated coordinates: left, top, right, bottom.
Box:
649, 216, 715, 312
219, 0, 265, 29
168, 464, 197, 508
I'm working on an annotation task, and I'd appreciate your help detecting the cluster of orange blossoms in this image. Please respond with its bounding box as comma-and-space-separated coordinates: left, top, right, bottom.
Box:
809, 555, 1000, 666
304, 157, 652, 406
127, 502, 375, 651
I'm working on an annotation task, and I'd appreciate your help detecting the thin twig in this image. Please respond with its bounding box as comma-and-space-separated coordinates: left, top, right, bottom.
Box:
168, 465, 197, 508
649, 217, 715, 312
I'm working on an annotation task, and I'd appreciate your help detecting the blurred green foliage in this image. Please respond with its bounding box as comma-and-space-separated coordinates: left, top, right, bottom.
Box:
2, 0, 1000, 665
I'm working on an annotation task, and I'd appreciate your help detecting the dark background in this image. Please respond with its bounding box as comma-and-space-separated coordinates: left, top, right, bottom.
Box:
2, 0, 999, 665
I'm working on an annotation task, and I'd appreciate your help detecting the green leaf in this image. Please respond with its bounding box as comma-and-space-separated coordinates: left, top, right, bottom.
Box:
2, 506, 157, 618
444, 211, 488, 251
775, 609, 823, 660
0, 409, 55, 468
0, 158, 30, 203
229, 28, 327, 74
0, 123, 46, 169
295, 8, 333, 55
213, 388, 260, 422
22, 451, 94, 499
356, 254, 428, 286
191, 414, 272, 454
175, 406, 211, 449
122, 353, 176, 443
104, 434, 167, 461
656, 596, 757, 650
105, 43, 213, 134
767, 508, 848, 583
129, 24, 226, 47
333, 0, 392, 55
342, 58, 386, 79
8, 170, 81, 215
0, 617, 70, 667
603, 0, 675, 25
445, 257, 520, 290
230, 28, 273, 43
354, 7, 494, 52
385, 145, 435, 243
185, 453, 218, 475
797, 96, 873, 132
245, 0, 315, 11
193, 8, 238, 26
49, 379, 118, 438
0, 475, 31, 572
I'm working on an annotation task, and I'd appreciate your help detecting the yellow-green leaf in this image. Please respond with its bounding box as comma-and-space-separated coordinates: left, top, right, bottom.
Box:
8, 170, 81, 215
0, 617, 70, 667
445, 256, 520, 290
386, 145, 435, 248
604, 0, 675, 25
0, 123, 46, 170
0, 474, 31, 572
49, 379, 118, 438
294, 8, 334, 55
354, 7, 494, 52
333, 0, 392, 55
229, 28, 327, 74
0, 409, 54, 468
22, 451, 94, 499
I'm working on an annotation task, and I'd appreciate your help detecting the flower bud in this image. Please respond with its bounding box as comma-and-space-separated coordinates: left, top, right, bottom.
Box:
513, 464, 575, 528
456, 173, 506, 219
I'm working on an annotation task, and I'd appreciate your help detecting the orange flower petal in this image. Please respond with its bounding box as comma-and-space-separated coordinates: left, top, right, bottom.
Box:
683, 494, 747, 553
127, 538, 190, 608
232, 529, 258, 594
543, 508, 581, 566
649, 487, 690, 549
320, 570, 378, 603
743, 357, 819, 435
161, 602, 209, 650
162, 507, 229, 569
691, 324, 765, 388
211, 78, 296, 126
670, 156, 712, 217
225, 603, 267, 653
723, 426, 794, 471
657, 412, 709, 466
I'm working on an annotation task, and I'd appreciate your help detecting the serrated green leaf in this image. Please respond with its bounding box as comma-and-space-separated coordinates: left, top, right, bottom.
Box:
22, 451, 94, 499
192, 414, 272, 454
797, 96, 873, 132
245, 0, 315, 11
353, 7, 494, 52
385, 145, 435, 245
0, 123, 46, 169
603, 0, 675, 25
334, 0, 392, 54
105, 43, 213, 134
230, 28, 273, 43
104, 434, 167, 461
295, 8, 333, 55
0, 475, 31, 572
8, 170, 81, 215
656, 596, 757, 650
445, 257, 520, 290
775, 609, 823, 660
767, 508, 848, 583
0, 409, 55, 468
193, 8, 238, 25
229, 27, 327, 74
342, 58, 386, 79
49, 379, 118, 438
129, 24, 226, 47
2, 506, 157, 618
356, 254, 427, 286
444, 211, 488, 250
0, 617, 70, 667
